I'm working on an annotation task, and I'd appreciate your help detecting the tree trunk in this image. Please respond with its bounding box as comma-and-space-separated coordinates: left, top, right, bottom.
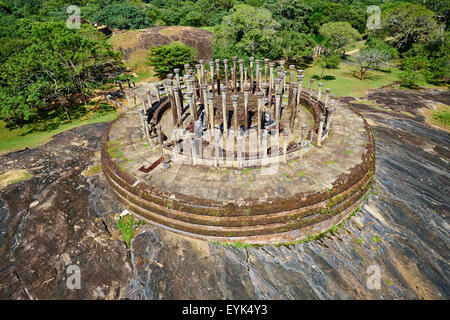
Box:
64, 106, 71, 122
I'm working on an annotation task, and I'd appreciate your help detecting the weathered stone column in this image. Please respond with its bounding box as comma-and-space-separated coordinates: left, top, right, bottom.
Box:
189, 132, 196, 165
186, 91, 197, 123
279, 60, 286, 92
231, 94, 239, 133
232, 56, 237, 92
156, 82, 162, 102
239, 59, 244, 91
316, 114, 325, 147
289, 82, 298, 131
309, 78, 315, 96
289, 65, 296, 85
174, 68, 181, 88
324, 88, 331, 107
215, 59, 221, 95
237, 131, 244, 168
243, 84, 250, 131
256, 91, 264, 139
221, 86, 228, 136
274, 85, 282, 131
171, 129, 179, 162
261, 129, 269, 165
317, 82, 324, 103
172, 85, 183, 128
199, 59, 205, 83
260, 82, 268, 100
208, 92, 215, 141
255, 59, 260, 92
214, 131, 220, 167
244, 67, 248, 86
264, 59, 269, 82
142, 114, 149, 140
301, 124, 307, 147
209, 60, 215, 96
196, 64, 202, 87
325, 106, 335, 133
194, 120, 203, 160
166, 79, 178, 127
249, 56, 254, 93
298, 74, 304, 93
269, 62, 275, 89
201, 83, 209, 129
156, 124, 164, 154
283, 129, 289, 163
223, 59, 229, 89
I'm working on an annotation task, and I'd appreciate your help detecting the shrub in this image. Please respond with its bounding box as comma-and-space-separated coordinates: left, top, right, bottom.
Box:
147, 42, 195, 78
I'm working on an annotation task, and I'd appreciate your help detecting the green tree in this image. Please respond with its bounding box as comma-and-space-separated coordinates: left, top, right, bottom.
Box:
0, 21, 120, 125
317, 54, 340, 80
319, 22, 361, 55
382, 2, 439, 52
355, 48, 390, 80
92, 3, 153, 29
279, 31, 315, 63
212, 4, 280, 59
147, 42, 195, 78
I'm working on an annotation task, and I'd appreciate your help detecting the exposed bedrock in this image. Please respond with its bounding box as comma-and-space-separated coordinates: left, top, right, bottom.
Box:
0, 88, 448, 299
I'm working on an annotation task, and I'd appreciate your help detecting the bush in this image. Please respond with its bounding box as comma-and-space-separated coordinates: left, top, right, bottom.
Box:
432, 110, 450, 126
147, 42, 195, 78
400, 69, 428, 88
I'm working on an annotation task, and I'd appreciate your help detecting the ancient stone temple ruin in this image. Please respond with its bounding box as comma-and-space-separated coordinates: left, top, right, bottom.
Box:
101, 57, 375, 244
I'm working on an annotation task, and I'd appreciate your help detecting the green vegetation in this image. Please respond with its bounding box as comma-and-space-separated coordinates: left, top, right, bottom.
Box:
0, 169, 32, 187
147, 42, 195, 78
84, 164, 103, 177
116, 214, 146, 248
0, 103, 118, 154
433, 110, 450, 126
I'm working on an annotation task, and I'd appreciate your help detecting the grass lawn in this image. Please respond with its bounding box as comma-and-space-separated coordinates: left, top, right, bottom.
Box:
0, 102, 119, 155
301, 61, 402, 97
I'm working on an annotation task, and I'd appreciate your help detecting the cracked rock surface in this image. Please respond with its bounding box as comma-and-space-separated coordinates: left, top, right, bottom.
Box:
0, 88, 449, 299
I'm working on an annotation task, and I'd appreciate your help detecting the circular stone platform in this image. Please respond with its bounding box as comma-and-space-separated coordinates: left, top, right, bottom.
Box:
102, 61, 375, 244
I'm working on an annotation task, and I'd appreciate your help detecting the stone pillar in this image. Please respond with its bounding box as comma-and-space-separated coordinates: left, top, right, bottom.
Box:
199, 59, 205, 83
261, 129, 269, 165
221, 86, 228, 136
264, 59, 269, 83
174, 69, 181, 88
301, 124, 307, 147
309, 78, 315, 96
317, 82, 324, 103
231, 94, 239, 133
142, 115, 149, 140
239, 59, 244, 92
194, 120, 203, 160
289, 65, 296, 85
214, 131, 220, 167
269, 62, 275, 108
186, 91, 197, 123
279, 60, 286, 92
171, 129, 179, 162
256, 91, 264, 139
243, 84, 250, 131
249, 56, 254, 93
283, 129, 289, 164
196, 64, 202, 88
208, 93, 215, 141
275, 85, 282, 131
156, 124, 164, 154
232, 56, 237, 92
166, 79, 178, 127
209, 60, 215, 96
289, 82, 298, 131
325, 106, 335, 133
316, 115, 325, 147
223, 59, 229, 89
201, 83, 209, 129
173, 85, 183, 128
260, 82, 268, 100
255, 59, 260, 92
155, 82, 162, 102
237, 131, 244, 169
324, 88, 331, 107
215, 59, 221, 95
244, 67, 248, 86
298, 74, 304, 93
189, 133, 196, 165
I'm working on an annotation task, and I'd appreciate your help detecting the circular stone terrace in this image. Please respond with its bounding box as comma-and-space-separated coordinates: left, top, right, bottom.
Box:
102, 58, 375, 244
